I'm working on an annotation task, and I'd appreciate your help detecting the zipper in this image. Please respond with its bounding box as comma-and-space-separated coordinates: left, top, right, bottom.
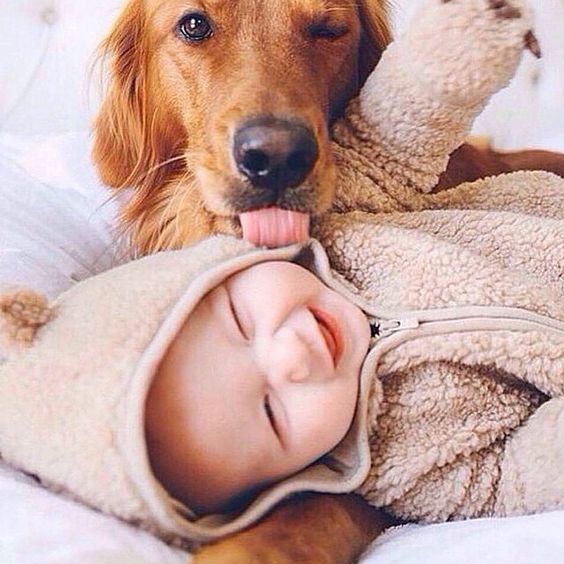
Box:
368, 305, 564, 346
370, 317, 420, 338
303, 239, 564, 347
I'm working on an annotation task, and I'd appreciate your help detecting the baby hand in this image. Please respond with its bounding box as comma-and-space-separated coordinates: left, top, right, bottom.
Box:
399, 0, 539, 107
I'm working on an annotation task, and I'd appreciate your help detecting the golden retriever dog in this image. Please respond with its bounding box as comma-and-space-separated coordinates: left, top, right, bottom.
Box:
93, 0, 564, 254
93, 0, 564, 561
93, 0, 391, 254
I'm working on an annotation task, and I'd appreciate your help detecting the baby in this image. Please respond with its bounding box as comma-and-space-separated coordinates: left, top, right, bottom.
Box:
145, 259, 371, 515
1, 214, 563, 547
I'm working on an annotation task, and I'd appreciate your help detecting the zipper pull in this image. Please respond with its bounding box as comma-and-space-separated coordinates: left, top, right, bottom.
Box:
369, 317, 420, 340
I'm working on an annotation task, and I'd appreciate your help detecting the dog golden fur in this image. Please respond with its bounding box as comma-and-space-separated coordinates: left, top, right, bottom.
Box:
93, 0, 564, 561
93, 0, 391, 254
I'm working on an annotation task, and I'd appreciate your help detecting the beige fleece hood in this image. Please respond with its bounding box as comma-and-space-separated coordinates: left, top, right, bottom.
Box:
0, 237, 379, 547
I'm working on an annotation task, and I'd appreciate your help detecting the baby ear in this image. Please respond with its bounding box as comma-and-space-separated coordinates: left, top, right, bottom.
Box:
0, 288, 53, 353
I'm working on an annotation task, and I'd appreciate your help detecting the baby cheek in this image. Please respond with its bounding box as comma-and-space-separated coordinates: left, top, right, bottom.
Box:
304, 385, 356, 455
329, 380, 358, 436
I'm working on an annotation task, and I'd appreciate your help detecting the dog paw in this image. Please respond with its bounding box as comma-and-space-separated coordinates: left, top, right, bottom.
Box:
485, 0, 522, 19
489, 0, 542, 58
443, 0, 540, 56
193, 541, 262, 564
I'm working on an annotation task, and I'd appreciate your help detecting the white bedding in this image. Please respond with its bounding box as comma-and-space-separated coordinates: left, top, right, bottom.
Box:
0, 463, 187, 564
1, 133, 563, 563
0, 132, 124, 300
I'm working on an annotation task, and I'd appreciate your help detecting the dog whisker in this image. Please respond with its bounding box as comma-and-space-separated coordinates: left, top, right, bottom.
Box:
135, 155, 186, 183
172, 175, 199, 248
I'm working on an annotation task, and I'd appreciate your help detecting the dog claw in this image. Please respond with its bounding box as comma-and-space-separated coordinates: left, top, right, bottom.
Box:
524, 30, 542, 59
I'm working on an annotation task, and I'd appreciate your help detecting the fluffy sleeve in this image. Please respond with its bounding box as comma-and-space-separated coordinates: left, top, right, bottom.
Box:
330, 0, 536, 214
496, 398, 564, 516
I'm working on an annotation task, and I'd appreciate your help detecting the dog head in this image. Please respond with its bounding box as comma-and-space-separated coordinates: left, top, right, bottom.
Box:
93, 0, 391, 253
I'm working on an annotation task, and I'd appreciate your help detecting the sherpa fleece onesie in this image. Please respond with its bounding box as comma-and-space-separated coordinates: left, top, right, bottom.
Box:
0, 212, 563, 547
0, 0, 562, 549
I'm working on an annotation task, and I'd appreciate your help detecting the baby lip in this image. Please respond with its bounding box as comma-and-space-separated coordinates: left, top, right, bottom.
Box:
309, 308, 343, 368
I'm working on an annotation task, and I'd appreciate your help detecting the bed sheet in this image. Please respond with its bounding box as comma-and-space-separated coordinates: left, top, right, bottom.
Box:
2, 455, 563, 564
0, 462, 188, 564
1, 133, 563, 563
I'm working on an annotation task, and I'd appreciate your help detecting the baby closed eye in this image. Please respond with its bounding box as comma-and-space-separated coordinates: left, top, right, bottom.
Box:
227, 289, 249, 340
264, 395, 282, 443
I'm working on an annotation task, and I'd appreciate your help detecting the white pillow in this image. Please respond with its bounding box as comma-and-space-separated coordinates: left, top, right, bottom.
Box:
0, 131, 126, 300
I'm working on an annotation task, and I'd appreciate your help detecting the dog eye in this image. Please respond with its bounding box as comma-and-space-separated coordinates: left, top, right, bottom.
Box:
307, 22, 348, 41
177, 12, 213, 42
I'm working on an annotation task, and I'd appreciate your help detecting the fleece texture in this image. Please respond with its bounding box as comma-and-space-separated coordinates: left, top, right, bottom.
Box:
0, 238, 383, 546
309, 0, 564, 522
0, 0, 562, 546
0, 236, 259, 543
313, 190, 564, 521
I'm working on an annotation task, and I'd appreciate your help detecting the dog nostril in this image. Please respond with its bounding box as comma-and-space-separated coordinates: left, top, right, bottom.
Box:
242, 150, 271, 177
287, 150, 313, 173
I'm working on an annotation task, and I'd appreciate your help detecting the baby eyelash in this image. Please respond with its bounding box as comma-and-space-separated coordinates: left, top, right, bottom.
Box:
227, 292, 248, 339
264, 395, 278, 437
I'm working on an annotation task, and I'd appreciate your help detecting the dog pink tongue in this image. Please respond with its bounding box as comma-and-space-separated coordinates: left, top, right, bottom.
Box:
240, 208, 310, 247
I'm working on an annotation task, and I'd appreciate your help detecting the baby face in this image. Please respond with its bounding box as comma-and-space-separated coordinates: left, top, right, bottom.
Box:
145, 261, 370, 514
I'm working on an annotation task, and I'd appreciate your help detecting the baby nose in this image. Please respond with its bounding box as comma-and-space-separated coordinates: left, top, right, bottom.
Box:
286, 358, 311, 384
260, 328, 324, 386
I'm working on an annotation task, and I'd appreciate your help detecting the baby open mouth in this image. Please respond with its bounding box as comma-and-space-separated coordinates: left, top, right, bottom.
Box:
310, 307, 343, 367
239, 208, 310, 248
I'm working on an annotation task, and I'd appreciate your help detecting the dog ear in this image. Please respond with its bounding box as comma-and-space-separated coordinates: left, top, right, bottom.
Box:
0, 289, 53, 355
358, 0, 393, 86
92, 1, 184, 197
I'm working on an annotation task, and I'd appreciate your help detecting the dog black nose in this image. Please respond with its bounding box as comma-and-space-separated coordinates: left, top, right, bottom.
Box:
233, 118, 319, 192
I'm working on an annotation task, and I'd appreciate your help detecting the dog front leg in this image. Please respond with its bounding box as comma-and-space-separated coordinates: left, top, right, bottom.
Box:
193, 493, 392, 564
